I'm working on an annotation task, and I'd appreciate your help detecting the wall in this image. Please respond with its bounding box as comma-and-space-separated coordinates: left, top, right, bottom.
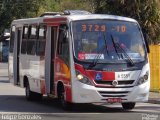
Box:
149, 45, 160, 92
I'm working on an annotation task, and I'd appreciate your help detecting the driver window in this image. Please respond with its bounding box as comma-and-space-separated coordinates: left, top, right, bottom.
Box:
57, 24, 69, 64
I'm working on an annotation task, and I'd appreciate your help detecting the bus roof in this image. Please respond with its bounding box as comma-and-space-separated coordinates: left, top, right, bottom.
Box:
12, 14, 138, 25
66, 14, 137, 23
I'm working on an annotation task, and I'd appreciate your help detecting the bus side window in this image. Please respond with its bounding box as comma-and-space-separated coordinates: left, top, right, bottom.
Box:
10, 26, 16, 53
21, 25, 28, 54
57, 24, 69, 65
27, 25, 37, 55
36, 25, 46, 56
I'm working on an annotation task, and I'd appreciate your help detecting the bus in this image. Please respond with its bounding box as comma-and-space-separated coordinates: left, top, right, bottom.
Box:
8, 10, 150, 110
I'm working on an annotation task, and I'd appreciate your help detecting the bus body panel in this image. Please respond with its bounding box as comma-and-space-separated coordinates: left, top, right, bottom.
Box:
19, 53, 44, 93
8, 53, 14, 84
54, 56, 72, 102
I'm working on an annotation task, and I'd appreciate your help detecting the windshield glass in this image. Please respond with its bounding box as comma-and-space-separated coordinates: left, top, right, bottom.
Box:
72, 20, 146, 63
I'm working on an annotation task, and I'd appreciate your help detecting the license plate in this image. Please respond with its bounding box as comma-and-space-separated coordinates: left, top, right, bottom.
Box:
107, 98, 122, 103
116, 73, 131, 80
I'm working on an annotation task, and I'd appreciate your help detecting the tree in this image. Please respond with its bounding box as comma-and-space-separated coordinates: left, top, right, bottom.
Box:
0, 0, 43, 36
36, 0, 96, 16
95, 0, 160, 44
1, 0, 160, 44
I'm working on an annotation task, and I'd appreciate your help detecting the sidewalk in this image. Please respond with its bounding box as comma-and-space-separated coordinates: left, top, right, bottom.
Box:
149, 92, 160, 104
0, 62, 8, 77
0, 62, 160, 104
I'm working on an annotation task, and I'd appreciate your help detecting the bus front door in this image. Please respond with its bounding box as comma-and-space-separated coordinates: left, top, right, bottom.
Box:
45, 26, 57, 94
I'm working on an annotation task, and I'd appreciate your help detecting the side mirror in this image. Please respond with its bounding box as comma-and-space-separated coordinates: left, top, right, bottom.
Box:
62, 31, 69, 43
143, 32, 150, 53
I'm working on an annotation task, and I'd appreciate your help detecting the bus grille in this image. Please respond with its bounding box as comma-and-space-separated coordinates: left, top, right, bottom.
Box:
98, 91, 130, 98
95, 80, 134, 85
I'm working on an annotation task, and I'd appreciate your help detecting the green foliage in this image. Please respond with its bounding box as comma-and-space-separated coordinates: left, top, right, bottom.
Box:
0, 0, 94, 36
1, 0, 160, 44
0, 0, 42, 35
95, 0, 160, 44
36, 0, 95, 16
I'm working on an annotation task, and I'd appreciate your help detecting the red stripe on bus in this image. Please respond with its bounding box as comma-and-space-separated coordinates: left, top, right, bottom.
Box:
74, 63, 86, 75
43, 18, 67, 23
40, 80, 46, 94
65, 86, 72, 102
102, 71, 115, 81
47, 23, 60, 26
86, 70, 115, 81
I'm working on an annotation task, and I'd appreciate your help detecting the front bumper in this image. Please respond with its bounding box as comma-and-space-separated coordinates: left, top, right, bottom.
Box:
72, 81, 150, 103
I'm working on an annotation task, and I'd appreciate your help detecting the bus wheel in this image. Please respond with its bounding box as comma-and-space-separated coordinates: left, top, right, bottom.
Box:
25, 81, 42, 101
25, 81, 33, 100
121, 102, 136, 110
59, 88, 72, 110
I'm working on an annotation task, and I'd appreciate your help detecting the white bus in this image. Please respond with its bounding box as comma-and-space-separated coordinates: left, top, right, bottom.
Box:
9, 10, 150, 110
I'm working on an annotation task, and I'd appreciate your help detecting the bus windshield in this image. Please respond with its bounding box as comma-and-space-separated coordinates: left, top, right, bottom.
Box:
72, 20, 146, 63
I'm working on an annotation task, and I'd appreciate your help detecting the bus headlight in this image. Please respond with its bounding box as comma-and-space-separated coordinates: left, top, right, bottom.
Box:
76, 71, 93, 86
137, 71, 149, 85
77, 74, 84, 80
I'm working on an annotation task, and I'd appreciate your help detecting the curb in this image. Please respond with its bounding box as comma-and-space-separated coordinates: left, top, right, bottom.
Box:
148, 99, 160, 104
0, 74, 8, 77
0, 71, 8, 77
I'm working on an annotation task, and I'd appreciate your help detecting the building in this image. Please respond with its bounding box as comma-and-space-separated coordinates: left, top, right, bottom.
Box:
0, 30, 10, 62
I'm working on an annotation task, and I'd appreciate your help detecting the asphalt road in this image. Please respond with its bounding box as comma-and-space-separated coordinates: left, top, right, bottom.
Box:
0, 77, 160, 120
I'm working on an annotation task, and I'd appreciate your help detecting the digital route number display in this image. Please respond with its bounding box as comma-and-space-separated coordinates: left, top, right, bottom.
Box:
81, 24, 126, 33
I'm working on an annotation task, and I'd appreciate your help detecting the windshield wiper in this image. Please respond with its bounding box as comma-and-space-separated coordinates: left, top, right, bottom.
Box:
110, 34, 135, 66
110, 34, 120, 59
87, 34, 108, 69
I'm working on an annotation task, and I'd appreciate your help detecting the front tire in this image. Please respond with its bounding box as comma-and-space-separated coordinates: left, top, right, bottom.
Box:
122, 102, 136, 110
58, 87, 73, 110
